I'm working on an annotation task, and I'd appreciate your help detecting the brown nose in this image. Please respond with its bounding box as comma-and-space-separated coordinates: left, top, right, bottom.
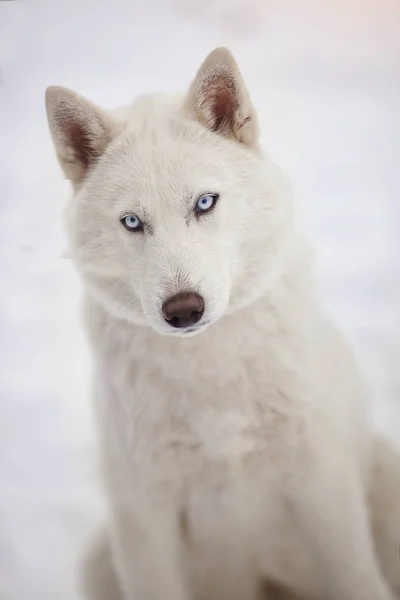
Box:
162, 292, 205, 329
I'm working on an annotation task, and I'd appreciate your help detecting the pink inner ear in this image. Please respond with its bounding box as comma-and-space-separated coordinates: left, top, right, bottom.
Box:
64, 118, 95, 168
208, 75, 238, 132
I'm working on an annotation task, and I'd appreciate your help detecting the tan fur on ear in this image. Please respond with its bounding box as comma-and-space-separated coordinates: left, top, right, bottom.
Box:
184, 47, 259, 147
45, 86, 120, 187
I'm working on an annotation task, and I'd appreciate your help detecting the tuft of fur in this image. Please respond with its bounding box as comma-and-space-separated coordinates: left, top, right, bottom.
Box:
46, 86, 124, 187
46, 48, 400, 600
183, 47, 259, 146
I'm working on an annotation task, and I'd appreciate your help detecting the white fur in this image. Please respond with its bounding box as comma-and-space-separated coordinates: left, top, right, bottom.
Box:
46, 48, 400, 600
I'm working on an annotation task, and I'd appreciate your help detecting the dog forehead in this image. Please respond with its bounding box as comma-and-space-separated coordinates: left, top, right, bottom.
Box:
118, 117, 227, 183
88, 114, 238, 212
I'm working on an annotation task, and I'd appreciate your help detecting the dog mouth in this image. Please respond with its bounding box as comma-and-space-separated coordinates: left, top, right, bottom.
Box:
183, 323, 209, 334
163, 320, 211, 337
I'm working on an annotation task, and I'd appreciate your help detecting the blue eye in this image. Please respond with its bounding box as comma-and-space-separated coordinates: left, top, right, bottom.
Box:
121, 214, 143, 232
195, 193, 219, 215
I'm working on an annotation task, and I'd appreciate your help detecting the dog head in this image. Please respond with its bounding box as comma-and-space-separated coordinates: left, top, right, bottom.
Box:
46, 48, 293, 336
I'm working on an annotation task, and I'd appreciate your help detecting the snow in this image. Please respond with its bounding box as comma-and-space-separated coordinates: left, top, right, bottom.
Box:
0, 1, 399, 598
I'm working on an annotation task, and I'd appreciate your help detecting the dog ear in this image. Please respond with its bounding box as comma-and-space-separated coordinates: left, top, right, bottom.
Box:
184, 47, 259, 147
45, 86, 120, 187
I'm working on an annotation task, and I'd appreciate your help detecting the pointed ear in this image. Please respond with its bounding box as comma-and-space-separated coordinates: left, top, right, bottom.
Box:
45, 86, 120, 187
184, 47, 259, 147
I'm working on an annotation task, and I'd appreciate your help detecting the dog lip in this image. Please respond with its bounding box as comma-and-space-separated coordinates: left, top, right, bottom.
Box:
187, 320, 210, 331
164, 320, 211, 336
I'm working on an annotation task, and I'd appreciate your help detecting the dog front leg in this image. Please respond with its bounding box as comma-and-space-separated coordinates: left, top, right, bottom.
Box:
109, 494, 190, 600
290, 451, 396, 600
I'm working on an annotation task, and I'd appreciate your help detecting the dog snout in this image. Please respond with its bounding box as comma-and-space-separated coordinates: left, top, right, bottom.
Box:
162, 292, 205, 329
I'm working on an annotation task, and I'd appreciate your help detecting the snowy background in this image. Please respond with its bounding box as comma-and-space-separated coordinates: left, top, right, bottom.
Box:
0, 1, 399, 599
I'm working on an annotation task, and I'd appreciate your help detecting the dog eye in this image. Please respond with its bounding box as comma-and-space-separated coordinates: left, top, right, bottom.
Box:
195, 193, 219, 215
121, 214, 143, 232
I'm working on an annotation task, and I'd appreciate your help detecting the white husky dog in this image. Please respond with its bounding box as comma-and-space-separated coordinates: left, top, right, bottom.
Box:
45, 48, 400, 600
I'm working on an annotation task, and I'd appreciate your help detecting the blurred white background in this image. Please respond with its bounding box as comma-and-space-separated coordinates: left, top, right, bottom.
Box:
0, 1, 399, 599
